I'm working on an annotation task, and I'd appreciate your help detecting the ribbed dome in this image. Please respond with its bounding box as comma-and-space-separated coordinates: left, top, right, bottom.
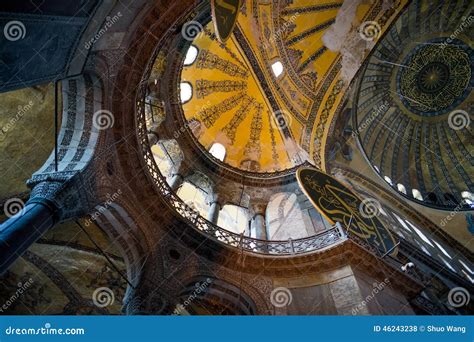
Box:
354, 0, 473, 209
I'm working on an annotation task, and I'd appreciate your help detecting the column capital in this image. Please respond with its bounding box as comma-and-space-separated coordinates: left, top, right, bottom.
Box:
27, 170, 96, 222
249, 202, 267, 218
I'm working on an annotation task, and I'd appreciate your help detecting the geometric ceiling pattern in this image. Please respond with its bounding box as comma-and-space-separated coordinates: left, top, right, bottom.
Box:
354, 0, 473, 209
181, 0, 405, 172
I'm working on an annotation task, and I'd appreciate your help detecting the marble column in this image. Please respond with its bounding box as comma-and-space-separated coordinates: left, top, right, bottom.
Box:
147, 132, 159, 146
250, 213, 267, 240
249, 202, 268, 240
168, 173, 184, 191
207, 201, 221, 225
147, 122, 162, 146
0, 201, 57, 274
0, 172, 93, 275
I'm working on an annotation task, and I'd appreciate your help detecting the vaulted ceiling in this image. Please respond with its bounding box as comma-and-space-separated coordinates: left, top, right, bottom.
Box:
354, 0, 473, 209
180, 0, 408, 172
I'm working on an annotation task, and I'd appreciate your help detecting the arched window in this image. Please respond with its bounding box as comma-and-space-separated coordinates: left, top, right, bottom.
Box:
209, 143, 226, 161
459, 260, 473, 275
426, 192, 439, 205
177, 182, 210, 218
433, 240, 451, 259
461, 191, 474, 206
218, 205, 248, 234
373, 165, 380, 173
461, 270, 474, 283
406, 220, 434, 247
384, 176, 393, 185
397, 183, 407, 194
393, 213, 410, 231
444, 193, 460, 206
180, 82, 193, 103
271, 61, 284, 78
412, 188, 423, 201
183, 45, 198, 66
151, 144, 172, 177
440, 256, 456, 272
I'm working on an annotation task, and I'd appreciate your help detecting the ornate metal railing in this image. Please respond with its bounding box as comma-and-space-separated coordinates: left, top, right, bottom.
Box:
136, 85, 346, 255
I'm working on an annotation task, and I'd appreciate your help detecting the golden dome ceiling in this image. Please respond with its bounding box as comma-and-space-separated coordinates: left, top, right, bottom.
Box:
180, 0, 397, 172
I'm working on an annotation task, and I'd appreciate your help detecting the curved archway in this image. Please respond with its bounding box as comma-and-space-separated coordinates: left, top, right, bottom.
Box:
174, 277, 257, 315
217, 205, 248, 234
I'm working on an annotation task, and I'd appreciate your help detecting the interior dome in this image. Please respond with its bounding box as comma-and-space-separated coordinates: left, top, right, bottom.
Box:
180, 20, 307, 172
354, 5, 473, 210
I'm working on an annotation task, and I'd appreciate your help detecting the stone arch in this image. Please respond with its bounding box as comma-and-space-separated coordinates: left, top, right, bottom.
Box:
33, 73, 104, 175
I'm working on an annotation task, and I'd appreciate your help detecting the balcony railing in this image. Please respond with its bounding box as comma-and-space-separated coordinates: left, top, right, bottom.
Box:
136, 86, 347, 255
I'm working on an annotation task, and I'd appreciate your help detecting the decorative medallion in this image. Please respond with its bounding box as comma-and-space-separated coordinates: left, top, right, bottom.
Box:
397, 38, 473, 116
296, 168, 398, 256
211, 0, 242, 43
